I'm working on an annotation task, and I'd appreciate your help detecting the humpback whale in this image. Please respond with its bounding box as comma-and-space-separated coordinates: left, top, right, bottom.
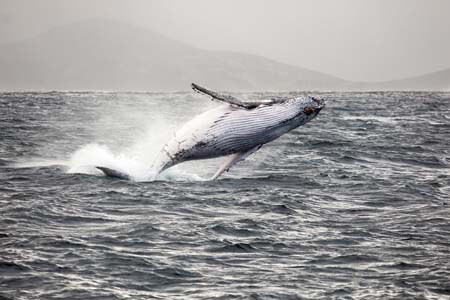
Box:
97, 83, 325, 180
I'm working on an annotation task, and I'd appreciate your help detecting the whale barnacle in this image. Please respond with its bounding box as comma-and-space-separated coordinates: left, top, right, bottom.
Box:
303, 107, 315, 115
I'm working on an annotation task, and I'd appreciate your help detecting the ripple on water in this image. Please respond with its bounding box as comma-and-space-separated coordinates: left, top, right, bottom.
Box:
1, 91, 450, 299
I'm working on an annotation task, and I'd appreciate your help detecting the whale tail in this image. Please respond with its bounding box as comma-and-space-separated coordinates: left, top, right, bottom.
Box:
96, 166, 131, 180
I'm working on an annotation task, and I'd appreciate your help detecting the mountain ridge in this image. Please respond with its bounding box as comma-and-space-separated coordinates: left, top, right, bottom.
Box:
0, 19, 347, 91
0, 19, 448, 91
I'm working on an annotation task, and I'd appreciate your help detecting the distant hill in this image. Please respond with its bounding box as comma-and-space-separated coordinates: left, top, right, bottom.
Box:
0, 19, 448, 92
0, 19, 346, 91
371, 68, 450, 91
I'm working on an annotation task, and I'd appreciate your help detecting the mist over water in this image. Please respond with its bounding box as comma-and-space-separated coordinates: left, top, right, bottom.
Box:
10, 92, 220, 181
1, 91, 450, 299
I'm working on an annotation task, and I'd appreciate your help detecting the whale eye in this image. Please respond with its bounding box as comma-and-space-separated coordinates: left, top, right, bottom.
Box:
303, 107, 315, 115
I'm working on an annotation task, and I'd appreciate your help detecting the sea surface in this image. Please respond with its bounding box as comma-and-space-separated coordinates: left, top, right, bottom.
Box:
1, 91, 450, 300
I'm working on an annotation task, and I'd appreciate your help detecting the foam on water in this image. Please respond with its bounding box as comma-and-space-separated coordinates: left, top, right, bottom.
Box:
13, 130, 210, 182
67, 143, 145, 176
66, 143, 208, 182
13, 159, 68, 169
11, 91, 215, 182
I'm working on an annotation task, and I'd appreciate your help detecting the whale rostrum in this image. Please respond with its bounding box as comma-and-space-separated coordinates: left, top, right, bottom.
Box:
97, 83, 325, 180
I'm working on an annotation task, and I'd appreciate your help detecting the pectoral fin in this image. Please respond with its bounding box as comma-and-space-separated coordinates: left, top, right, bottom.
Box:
192, 83, 273, 109
211, 145, 262, 180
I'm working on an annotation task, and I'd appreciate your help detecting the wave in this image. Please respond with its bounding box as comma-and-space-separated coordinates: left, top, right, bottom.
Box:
68, 143, 209, 182
12, 143, 208, 182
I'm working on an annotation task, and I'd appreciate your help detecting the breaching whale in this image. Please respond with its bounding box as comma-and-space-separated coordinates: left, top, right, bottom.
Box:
97, 83, 325, 180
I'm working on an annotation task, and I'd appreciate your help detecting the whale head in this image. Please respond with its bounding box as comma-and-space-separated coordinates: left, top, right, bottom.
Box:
297, 95, 325, 122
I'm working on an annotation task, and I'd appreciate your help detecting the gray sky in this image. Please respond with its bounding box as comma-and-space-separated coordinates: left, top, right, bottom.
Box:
1, 0, 449, 81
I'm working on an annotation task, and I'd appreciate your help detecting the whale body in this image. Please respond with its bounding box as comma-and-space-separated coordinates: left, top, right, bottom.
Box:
97, 83, 325, 180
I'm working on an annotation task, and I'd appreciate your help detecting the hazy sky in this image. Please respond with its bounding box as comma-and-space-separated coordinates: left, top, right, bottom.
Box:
1, 0, 449, 81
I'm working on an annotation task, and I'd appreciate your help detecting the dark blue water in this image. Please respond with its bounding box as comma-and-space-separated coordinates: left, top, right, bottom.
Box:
1, 91, 450, 299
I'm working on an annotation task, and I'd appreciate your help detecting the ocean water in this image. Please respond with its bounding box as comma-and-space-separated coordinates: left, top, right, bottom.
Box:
1, 91, 450, 300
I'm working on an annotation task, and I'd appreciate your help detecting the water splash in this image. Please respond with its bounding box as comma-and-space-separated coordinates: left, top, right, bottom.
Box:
9, 92, 224, 182
66, 143, 208, 182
